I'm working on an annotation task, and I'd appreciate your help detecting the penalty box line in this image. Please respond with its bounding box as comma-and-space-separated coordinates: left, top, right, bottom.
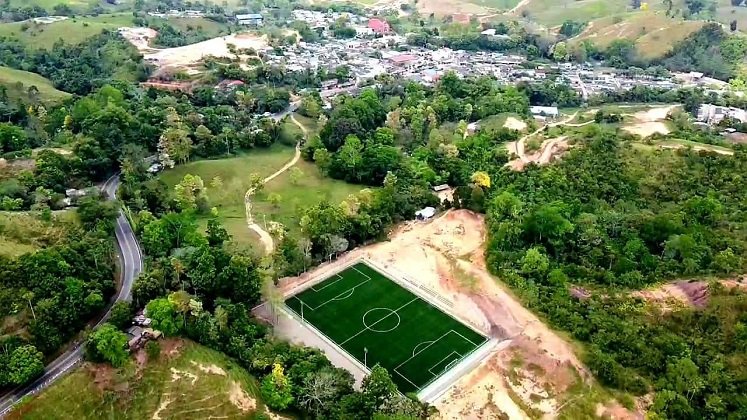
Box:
393, 329, 475, 390
296, 276, 371, 312
310, 273, 345, 292
427, 351, 462, 376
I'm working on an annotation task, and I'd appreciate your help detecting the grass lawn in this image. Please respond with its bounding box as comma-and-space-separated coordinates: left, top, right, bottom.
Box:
286, 262, 487, 394
11, 339, 273, 420
291, 113, 321, 136
167, 17, 229, 35
160, 145, 299, 250
0, 66, 71, 102
522, 0, 629, 26
6, 0, 131, 10
570, 12, 704, 59
252, 160, 363, 237
0, 13, 133, 49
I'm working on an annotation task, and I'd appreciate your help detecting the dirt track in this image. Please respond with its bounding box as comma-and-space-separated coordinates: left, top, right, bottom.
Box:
505, 112, 589, 170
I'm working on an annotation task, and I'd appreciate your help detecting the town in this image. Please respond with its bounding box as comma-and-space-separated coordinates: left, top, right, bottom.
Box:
130, 7, 746, 128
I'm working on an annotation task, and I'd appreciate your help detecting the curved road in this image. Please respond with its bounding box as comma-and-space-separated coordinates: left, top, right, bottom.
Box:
0, 174, 143, 417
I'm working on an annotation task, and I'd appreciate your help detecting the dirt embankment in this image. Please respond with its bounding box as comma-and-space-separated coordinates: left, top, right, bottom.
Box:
279, 210, 638, 418
119, 27, 268, 73
633, 276, 747, 310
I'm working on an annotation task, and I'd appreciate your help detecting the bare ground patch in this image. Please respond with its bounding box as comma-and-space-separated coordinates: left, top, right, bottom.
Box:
634, 276, 747, 309
228, 381, 256, 412
277, 210, 601, 417
503, 117, 528, 131
191, 361, 227, 376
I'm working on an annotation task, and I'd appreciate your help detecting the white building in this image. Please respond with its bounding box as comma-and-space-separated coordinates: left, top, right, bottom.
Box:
530, 106, 559, 118
697, 104, 747, 125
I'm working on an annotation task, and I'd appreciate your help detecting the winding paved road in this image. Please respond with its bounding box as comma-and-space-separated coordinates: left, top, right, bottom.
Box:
0, 174, 143, 417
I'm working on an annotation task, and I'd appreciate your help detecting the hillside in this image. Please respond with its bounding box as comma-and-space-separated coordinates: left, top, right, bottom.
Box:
0, 211, 77, 259
9, 339, 281, 420
570, 12, 706, 59
0, 14, 133, 49
0, 66, 71, 102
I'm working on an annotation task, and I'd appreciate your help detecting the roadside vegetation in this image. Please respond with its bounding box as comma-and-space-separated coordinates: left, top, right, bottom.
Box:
12, 339, 273, 420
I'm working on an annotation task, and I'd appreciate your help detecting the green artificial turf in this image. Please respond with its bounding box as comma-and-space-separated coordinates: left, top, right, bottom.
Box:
285, 262, 487, 393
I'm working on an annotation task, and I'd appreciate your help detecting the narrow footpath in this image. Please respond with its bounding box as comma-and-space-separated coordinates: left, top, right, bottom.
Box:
244, 115, 308, 254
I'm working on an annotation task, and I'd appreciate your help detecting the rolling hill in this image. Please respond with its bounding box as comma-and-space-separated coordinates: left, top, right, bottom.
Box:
0, 66, 71, 102
570, 12, 706, 59
9, 339, 281, 420
0, 13, 133, 49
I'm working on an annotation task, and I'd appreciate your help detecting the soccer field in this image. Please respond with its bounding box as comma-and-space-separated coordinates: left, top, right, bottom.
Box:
285, 261, 487, 394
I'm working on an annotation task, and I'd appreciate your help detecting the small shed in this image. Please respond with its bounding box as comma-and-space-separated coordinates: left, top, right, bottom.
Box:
415, 206, 436, 221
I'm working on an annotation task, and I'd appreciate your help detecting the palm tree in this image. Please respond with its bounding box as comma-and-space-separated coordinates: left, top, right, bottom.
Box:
171, 257, 185, 290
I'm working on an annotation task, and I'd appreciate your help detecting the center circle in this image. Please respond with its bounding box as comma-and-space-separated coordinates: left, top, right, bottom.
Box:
362, 308, 401, 333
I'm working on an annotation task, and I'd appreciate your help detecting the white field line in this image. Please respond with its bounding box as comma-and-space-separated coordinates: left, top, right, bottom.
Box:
393, 369, 421, 390
339, 297, 418, 346
451, 329, 480, 347
306, 277, 370, 311
310, 273, 345, 292
427, 351, 462, 376
351, 265, 373, 281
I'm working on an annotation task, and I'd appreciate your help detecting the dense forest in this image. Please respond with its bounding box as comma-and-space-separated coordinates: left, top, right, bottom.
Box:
291, 74, 747, 418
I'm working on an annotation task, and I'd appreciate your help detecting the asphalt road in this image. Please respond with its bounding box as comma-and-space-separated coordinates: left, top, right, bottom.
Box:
0, 174, 143, 417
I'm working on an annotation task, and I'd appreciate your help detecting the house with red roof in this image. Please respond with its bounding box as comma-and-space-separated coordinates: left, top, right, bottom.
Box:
368, 18, 391, 34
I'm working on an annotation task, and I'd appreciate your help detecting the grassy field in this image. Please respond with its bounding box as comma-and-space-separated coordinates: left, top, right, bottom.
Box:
5, 0, 130, 11
0, 211, 77, 258
160, 145, 296, 250
520, 0, 629, 26
570, 12, 704, 59
467, 0, 522, 9
10, 339, 273, 420
0, 14, 133, 49
286, 262, 487, 394
253, 160, 362, 237
0, 66, 71, 102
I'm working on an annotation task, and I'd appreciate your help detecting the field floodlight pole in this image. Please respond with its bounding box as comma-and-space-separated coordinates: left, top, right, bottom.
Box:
364, 347, 368, 368
301, 301, 304, 321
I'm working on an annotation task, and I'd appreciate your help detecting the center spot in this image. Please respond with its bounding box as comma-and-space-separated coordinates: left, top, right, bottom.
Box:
362, 308, 401, 333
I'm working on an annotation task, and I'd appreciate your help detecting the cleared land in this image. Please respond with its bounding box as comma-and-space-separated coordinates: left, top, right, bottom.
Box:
0, 66, 71, 102
278, 210, 629, 417
10, 339, 280, 420
0, 14, 134, 49
285, 261, 487, 394
0, 211, 76, 258
160, 144, 358, 248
